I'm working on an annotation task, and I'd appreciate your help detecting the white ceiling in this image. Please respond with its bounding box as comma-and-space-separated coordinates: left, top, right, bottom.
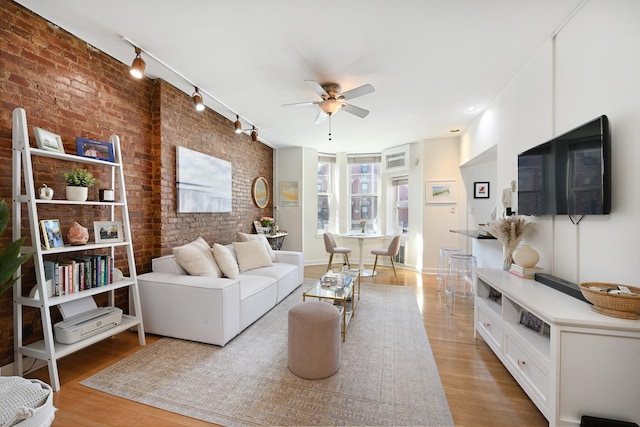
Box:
15, 0, 583, 153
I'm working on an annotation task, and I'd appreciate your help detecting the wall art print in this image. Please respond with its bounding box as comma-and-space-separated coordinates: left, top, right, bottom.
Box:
176, 146, 232, 213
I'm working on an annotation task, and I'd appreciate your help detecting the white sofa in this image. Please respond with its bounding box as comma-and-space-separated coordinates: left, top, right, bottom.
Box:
137, 239, 304, 347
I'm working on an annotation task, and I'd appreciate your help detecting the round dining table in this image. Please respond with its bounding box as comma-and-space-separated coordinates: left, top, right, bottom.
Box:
339, 232, 384, 276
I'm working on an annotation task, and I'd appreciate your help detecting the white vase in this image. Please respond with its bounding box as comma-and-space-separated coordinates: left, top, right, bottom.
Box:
513, 244, 540, 268
66, 186, 88, 202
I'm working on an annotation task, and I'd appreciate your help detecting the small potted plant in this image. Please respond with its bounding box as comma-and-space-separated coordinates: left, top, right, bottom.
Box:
63, 168, 99, 201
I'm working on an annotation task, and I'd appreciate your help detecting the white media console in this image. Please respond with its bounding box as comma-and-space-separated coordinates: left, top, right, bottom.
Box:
474, 268, 640, 427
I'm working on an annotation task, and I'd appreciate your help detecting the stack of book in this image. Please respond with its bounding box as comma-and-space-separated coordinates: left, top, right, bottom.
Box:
509, 264, 543, 279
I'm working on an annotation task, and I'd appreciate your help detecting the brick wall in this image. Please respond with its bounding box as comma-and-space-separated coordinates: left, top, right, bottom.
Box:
0, 0, 273, 366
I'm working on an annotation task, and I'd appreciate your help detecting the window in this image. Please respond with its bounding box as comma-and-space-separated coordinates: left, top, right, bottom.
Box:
393, 178, 409, 232
348, 155, 380, 232
317, 154, 335, 233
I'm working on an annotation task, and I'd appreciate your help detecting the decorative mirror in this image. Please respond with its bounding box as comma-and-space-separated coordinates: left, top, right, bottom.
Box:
252, 176, 269, 208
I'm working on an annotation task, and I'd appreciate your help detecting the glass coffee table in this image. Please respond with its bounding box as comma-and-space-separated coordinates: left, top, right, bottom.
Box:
302, 270, 360, 341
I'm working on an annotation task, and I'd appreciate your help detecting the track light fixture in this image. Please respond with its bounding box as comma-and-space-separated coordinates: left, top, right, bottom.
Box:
192, 87, 205, 111
251, 126, 258, 142
129, 47, 146, 79
234, 115, 242, 134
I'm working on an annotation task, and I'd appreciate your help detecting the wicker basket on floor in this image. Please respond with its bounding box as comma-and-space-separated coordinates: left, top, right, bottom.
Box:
579, 282, 640, 319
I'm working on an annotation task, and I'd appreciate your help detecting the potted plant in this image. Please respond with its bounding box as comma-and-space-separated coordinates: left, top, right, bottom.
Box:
0, 200, 32, 296
63, 168, 99, 201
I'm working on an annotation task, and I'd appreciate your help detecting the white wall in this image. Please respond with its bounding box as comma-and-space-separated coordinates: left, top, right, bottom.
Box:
463, 0, 640, 285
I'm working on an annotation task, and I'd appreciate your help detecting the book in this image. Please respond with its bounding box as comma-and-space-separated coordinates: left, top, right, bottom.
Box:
509, 264, 543, 279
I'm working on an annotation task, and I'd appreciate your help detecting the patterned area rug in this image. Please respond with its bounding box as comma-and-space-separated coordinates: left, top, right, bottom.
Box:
81, 280, 453, 426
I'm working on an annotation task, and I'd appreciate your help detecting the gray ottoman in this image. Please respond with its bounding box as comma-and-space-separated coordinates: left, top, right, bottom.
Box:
288, 301, 341, 379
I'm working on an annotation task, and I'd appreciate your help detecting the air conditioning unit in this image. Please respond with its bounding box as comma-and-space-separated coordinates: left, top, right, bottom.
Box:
382, 144, 410, 174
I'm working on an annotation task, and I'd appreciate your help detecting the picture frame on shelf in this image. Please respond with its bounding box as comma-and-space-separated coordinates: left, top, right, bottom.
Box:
93, 220, 124, 243
33, 127, 64, 153
76, 137, 115, 162
474, 181, 490, 199
518, 309, 545, 335
488, 287, 502, 303
40, 219, 64, 249
253, 220, 265, 234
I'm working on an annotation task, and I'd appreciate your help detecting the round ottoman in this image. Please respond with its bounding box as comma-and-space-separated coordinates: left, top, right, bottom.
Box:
288, 301, 341, 379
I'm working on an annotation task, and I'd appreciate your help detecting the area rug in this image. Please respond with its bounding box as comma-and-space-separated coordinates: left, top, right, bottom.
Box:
81, 280, 453, 426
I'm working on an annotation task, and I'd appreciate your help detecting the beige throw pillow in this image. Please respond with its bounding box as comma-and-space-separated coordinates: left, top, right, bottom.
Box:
172, 237, 221, 277
212, 243, 239, 279
237, 232, 277, 262
233, 240, 274, 272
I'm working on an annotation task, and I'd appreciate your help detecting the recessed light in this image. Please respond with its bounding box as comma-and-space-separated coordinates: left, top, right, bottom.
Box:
465, 106, 477, 114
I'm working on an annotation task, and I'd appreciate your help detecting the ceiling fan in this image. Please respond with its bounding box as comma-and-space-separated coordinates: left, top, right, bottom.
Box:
284, 80, 375, 124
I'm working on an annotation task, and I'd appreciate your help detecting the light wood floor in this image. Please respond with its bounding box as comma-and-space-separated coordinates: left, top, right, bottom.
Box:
28, 264, 547, 427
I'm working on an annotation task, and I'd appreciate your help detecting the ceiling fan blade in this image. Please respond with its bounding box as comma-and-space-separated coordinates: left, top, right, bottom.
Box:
341, 103, 370, 118
314, 109, 329, 124
282, 101, 317, 107
341, 84, 375, 100
305, 80, 328, 98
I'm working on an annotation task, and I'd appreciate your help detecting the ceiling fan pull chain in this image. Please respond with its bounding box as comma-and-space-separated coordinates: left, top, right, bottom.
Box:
328, 115, 332, 141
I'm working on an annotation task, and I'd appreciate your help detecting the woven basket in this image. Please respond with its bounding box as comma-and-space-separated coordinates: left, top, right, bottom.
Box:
579, 282, 640, 319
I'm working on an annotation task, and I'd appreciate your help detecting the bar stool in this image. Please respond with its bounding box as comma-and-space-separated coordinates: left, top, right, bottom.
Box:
436, 247, 463, 292
445, 254, 477, 314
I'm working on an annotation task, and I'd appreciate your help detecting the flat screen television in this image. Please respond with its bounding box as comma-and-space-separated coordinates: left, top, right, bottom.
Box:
518, 115, 610, 216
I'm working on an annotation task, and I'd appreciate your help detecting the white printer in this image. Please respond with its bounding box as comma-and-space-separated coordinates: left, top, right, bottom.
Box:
54, 296, 123, 344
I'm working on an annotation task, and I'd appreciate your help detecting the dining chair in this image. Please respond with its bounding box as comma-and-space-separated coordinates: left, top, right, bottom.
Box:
323, 232, 351, 271
371, 235, 402, 277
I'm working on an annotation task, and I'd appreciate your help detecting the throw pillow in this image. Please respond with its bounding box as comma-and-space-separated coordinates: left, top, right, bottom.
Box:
172, 237, 221, 277
212, 243, 239, 279
233, 240, 274, 272
237, 232, 277, 262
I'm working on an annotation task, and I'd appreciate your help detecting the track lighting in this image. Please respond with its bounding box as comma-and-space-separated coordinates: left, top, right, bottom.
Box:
192, 87, 205, 111
234, 115, 242, 134
251, 126, 258, 142
129, 47, 146, 79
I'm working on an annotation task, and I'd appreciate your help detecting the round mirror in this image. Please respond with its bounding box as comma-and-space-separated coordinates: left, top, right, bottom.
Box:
252, 177, 269, 208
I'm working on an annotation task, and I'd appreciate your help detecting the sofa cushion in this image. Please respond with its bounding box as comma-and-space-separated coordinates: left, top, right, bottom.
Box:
172, 237, 222, 278
233, 240, 273, 272
237, 232, 277, 262
212, 243, 239, 279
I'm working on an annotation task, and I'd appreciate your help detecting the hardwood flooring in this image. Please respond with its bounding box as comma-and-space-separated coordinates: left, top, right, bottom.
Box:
28, 265, 547, 426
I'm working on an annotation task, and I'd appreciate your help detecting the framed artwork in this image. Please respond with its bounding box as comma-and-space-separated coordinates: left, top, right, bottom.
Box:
76, 137, 115, 162
94, 221, 124, 243
40, 219, 64, 249
176, 147, 232, 213
474, 181, 490, 199
33, 127, 64, 153
253, 220, 265, 234
253, 177, 269, 208
518, 309, 545, 335
279, 181, 299, 207
488, 287, 502, 303
425, 180, 457, 204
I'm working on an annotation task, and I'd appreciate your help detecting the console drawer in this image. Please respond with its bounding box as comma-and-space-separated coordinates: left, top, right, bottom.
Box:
476, 302, 503, 351
504, 332, 549, 407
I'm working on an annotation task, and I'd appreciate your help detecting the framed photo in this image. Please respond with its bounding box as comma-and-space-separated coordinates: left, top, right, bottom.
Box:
474, 181, 490, 199
93, 221, 124, 243
425, 180, 457, 204
488, 287, 502, 303
254, 220, 265, 234
33, 127, 64, 153
518, 309, 545, 335
76, 137, 115, 162
40, 219, 64, 249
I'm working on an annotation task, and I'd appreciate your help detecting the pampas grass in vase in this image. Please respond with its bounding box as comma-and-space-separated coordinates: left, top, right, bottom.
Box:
481, 216, 535, 270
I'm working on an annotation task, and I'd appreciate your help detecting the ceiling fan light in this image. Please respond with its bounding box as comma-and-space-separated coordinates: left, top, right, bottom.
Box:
192, 88, 205, 111
234, 115, 242, 134
129, 47, 145, 79
319, 99, 343, 115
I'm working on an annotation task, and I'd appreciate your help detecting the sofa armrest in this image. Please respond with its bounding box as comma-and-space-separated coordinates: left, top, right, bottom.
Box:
274, 251, 304, 284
